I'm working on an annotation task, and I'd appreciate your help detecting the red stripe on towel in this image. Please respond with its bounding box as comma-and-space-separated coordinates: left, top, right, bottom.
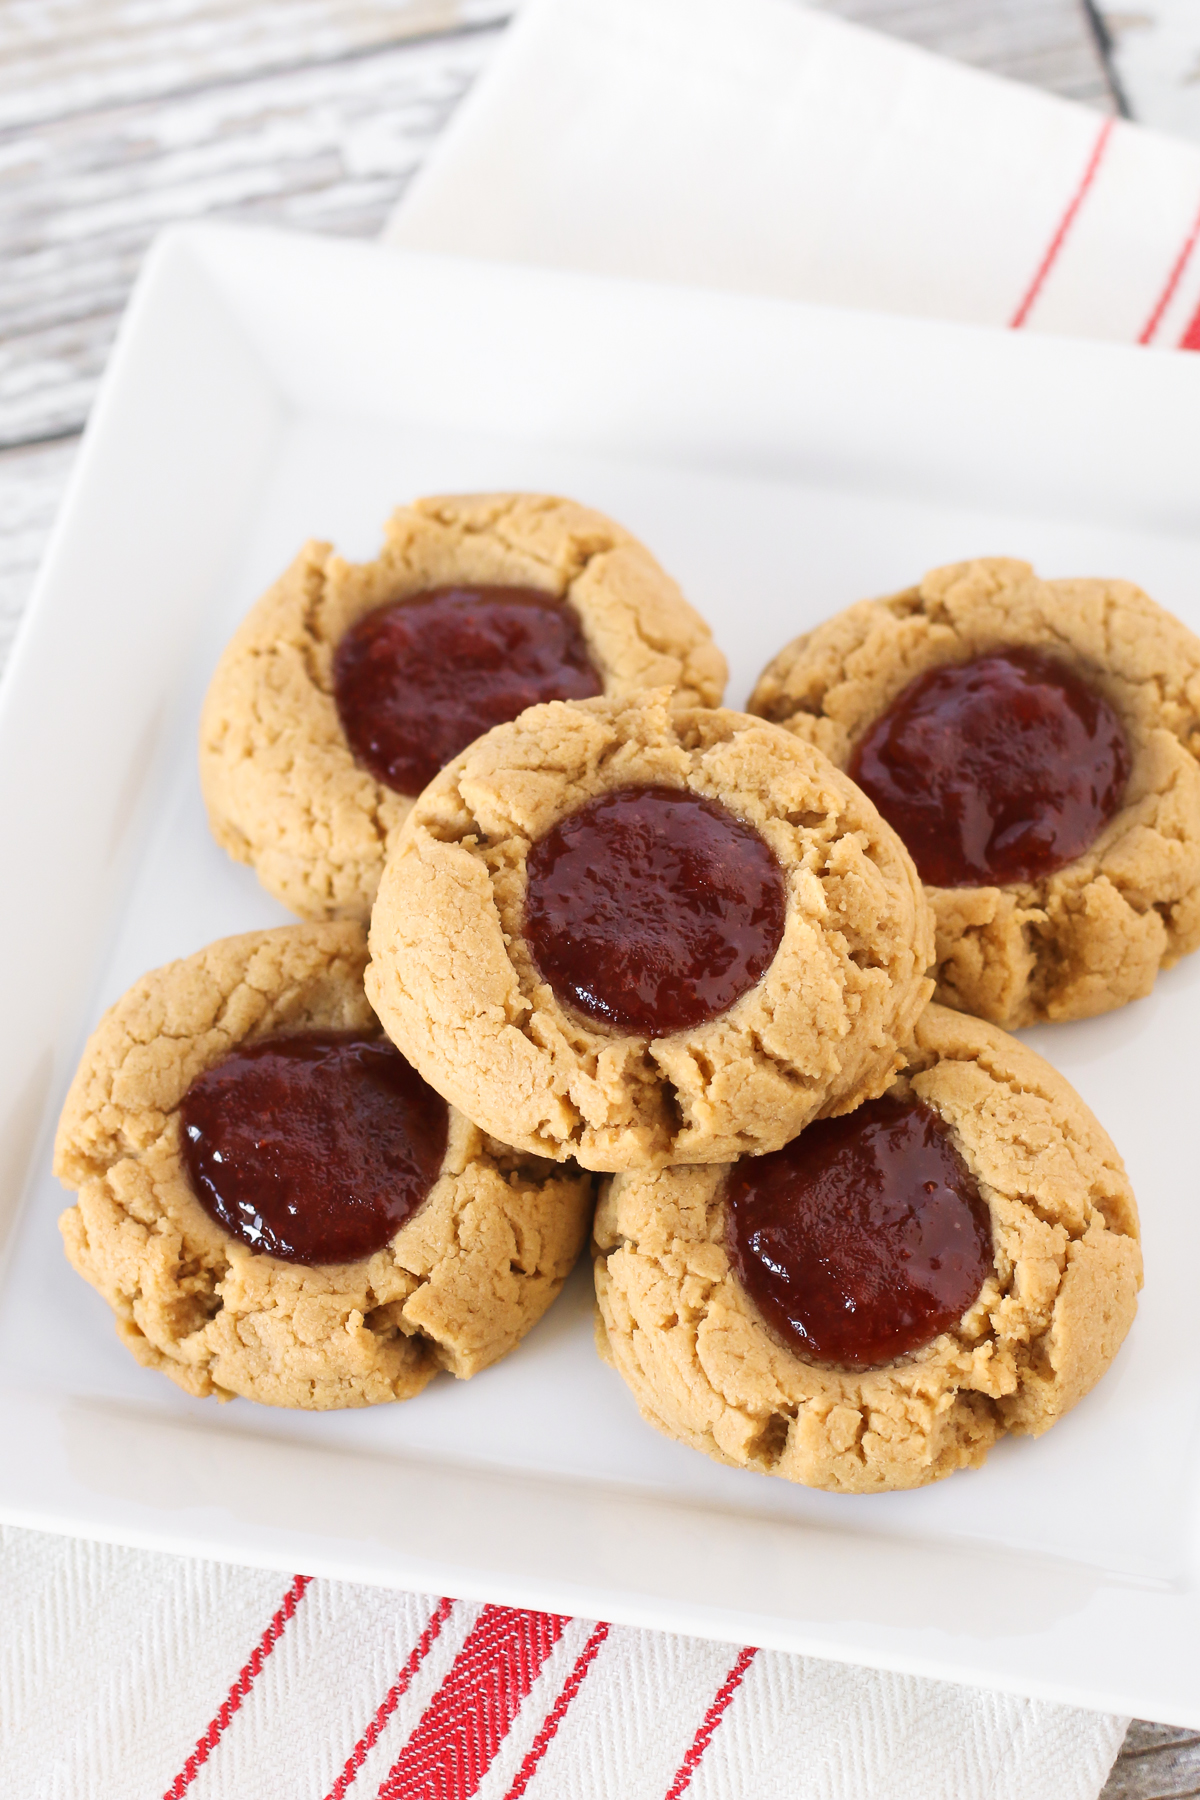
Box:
322, 1595, 456, 1800
162, 1574, 311, 1800
502, 1621, 611, 1799
1139, 197, 1200, 343
1010, 117, 1116, 329
662, 1646, 758, 1800
1179, 296, 1200, 350
376, 1605, 569, 1800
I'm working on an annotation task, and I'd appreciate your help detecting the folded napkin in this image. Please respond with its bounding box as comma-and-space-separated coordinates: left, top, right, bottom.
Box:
385, 0, 1200, 349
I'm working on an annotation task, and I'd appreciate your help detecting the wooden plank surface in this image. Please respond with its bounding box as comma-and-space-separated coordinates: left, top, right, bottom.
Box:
0, 437, 76, 666
0, 3, 1191, 1794
1103, 1, 1200, 141
0, 0, 1115, 450
820, 0, 1115, 104
0, 22, 501, 446
1101, 1721, 1200, 1798
0, 0, 509, 128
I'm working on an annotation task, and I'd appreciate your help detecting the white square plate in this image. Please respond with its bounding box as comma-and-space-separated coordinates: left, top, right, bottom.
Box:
4, 222, 1200, 1725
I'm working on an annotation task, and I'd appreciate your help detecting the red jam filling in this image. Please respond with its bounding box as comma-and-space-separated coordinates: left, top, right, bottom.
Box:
333, 585, 602, 795
523, 784, 786, 1036
179, 1031, 449, 1265
847, 648, 1131, 888
726, 1093, 993, 1369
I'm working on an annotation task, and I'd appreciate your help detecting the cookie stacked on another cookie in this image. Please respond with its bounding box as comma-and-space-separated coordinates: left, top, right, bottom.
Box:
365, 685, 935, 1170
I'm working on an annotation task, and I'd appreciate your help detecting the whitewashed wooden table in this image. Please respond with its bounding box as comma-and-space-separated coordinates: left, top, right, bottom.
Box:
1, 3, 1197, 1793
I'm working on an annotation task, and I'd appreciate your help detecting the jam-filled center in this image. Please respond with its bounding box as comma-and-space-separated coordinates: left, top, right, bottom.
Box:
726, 1092, 993, 1369
333, 585, 602, 796
179, 1031, 449, 1265
847, 647, 1131, 888
523, 784, 786, 1036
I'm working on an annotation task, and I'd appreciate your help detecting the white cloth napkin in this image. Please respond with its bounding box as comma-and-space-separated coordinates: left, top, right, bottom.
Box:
384, 0, 1200, 350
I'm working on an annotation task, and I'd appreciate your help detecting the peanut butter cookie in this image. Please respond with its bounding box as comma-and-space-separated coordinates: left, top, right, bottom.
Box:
56, 923, 593, 1409
367, 688, 934, 1172
594, 1003, 1142, 1493
749, 557, 1200, 1027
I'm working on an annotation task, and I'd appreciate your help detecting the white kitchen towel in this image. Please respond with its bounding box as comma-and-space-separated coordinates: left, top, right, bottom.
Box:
384, 0, 1200, 350
1, 1525, 1127, 1800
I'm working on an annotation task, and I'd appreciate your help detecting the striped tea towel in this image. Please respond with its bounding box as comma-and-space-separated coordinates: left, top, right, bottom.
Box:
1, 1526, 1128, 1799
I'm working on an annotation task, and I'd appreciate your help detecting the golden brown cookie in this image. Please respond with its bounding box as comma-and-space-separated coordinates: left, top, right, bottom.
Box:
593, 1002, 1142, 1494
748, 557, 1200, 1027
200, 493, 727, 921
55, 923, 593, 1410
366, 687, 934, 1172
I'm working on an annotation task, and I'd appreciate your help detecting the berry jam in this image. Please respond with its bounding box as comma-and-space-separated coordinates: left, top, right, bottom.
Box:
523, 784, 786, 1036
333, 586, 602, 795
847, 648, 1131, 888
726, 1092, 993, 1368
179, 1031, 449, 1265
